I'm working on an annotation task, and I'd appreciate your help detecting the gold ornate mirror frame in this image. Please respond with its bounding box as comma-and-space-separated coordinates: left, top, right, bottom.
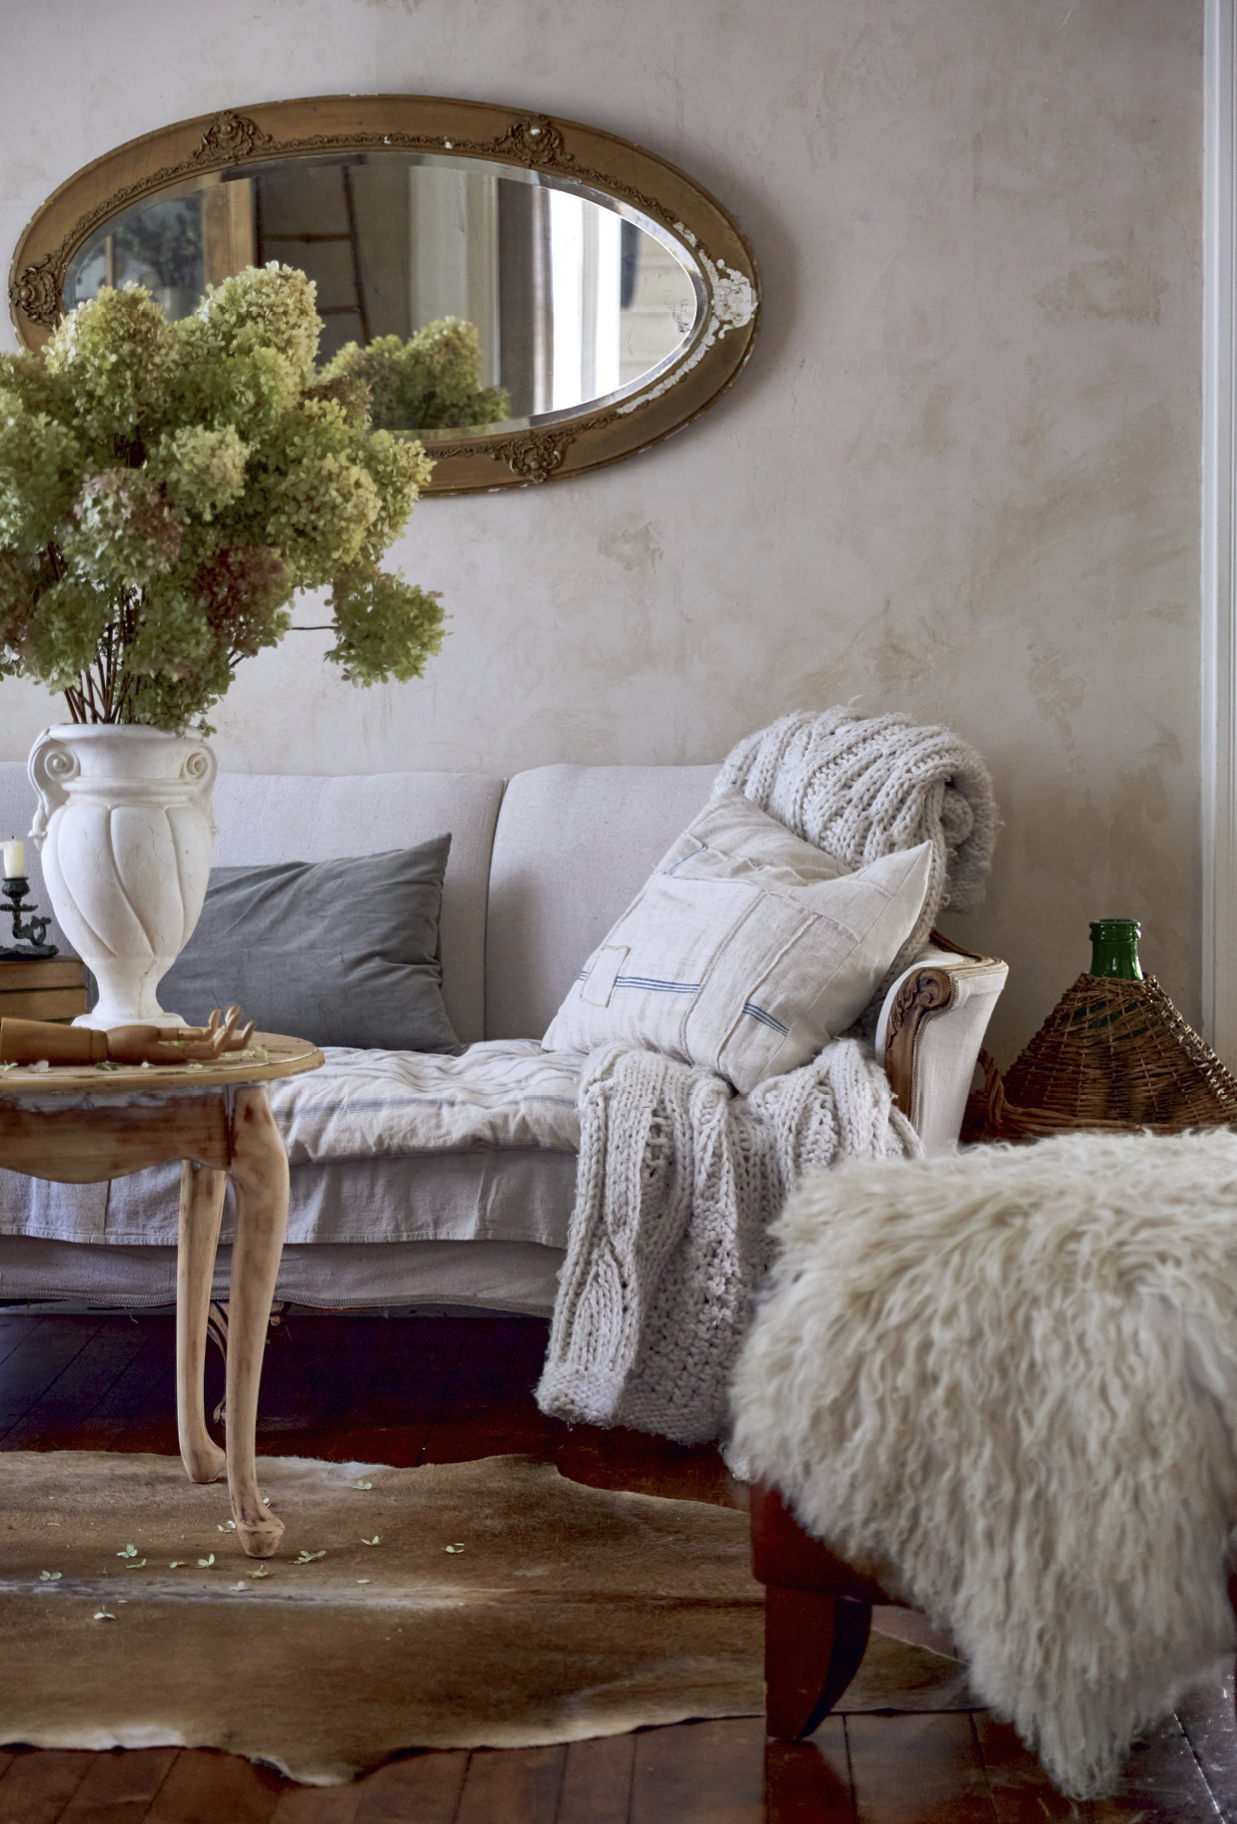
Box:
8, 94, 759, 493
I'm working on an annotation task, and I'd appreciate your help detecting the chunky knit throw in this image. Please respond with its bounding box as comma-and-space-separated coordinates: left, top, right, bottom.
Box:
731, 1130, 1237, 1799
717, 707, 999, 981
536, 710, 997, 1445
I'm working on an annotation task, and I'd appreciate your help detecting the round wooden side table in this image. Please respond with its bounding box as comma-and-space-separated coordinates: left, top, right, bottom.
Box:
0, 1033, 323, 1557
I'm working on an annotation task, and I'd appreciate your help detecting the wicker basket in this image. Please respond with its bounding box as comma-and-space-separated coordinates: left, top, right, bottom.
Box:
963, 972, 1237, 1143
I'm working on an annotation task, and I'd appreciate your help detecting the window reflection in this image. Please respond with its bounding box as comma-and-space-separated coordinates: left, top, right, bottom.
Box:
70, 194, 205, 323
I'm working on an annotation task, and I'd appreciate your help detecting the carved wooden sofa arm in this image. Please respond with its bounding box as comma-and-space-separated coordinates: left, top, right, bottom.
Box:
879, 932, 1008, 1153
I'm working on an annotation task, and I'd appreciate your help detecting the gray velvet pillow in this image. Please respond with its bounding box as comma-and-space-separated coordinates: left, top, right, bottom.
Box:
157, 838, 461, 1052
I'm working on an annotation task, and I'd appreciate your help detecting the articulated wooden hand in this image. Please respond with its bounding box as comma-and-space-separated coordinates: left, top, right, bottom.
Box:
107, 1005, 256, 1063
0, 1006, 257, 1067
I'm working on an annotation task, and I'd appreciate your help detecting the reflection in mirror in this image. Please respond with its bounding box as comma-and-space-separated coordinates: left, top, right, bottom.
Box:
63, 153, 703, 439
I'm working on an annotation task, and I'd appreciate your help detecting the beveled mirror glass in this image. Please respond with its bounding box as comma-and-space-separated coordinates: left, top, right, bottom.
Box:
10, 96, 759, 492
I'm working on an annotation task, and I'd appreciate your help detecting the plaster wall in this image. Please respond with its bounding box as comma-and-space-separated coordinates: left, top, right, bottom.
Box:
0, 0, 1203, 1062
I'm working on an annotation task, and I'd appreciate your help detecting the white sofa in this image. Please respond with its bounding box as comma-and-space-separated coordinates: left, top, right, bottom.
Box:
0, 761, 1007, 1316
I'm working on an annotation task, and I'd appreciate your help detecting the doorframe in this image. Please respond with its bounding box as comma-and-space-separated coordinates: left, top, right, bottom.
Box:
1203, 0, 1237, 1062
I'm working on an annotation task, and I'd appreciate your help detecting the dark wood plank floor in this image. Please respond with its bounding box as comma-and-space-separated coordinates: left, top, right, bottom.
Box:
0, 1309, 1232, 1822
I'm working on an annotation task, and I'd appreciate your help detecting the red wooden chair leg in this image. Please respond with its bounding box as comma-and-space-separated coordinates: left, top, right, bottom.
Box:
764, 1584, 872, 1739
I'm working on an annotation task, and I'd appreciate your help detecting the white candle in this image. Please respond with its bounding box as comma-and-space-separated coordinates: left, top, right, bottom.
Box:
3, 840, 24, 878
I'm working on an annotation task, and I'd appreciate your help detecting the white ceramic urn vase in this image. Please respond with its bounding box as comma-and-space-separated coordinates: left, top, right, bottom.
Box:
27, 725, 217, 1030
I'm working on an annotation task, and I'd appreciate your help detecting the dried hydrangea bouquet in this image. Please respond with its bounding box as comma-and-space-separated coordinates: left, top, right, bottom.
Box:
0, 265, 446, 1027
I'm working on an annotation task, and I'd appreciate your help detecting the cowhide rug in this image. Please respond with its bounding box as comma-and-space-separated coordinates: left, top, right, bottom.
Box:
0, 1452, 975, 1784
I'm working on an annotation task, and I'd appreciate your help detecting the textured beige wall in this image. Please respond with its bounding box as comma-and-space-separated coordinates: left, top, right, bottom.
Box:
0, 0, 1203, 1061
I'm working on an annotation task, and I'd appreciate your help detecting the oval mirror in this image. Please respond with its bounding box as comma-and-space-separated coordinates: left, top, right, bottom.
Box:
9, 96, 759, 492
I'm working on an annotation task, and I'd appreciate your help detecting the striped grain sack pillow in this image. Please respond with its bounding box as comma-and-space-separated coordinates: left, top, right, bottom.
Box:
542, 789, 930, 1094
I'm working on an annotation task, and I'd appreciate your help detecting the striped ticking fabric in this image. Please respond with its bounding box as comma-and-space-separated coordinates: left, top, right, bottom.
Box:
580, 970, 700, 995
743, 1002, 789, 1034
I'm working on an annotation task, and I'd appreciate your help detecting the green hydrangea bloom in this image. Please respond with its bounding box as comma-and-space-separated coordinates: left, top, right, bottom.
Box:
0, 550, 51, 678
322, 320, 510, 432
153, 424, 249, 521
355, 432, 436, 557
0, 350, 75, 423
328, 567, 445, 685
124, 646, 239, 732
0, 264, 444, 732
164, 343, 296, 443
0, 393, 83, 551
62, 470, 184, 589
43, 286, 178, 448
188, 264, 321, 393
19, 578, 114, 692
267, 454, 381, 582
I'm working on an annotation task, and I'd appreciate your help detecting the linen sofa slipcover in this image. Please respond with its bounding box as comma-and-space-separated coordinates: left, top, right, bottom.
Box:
0, 760, 1006, 1315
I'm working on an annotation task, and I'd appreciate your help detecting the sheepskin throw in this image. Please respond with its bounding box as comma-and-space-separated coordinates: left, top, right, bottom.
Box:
537, 709, 997, 1445
730, 1129, 1237, 1799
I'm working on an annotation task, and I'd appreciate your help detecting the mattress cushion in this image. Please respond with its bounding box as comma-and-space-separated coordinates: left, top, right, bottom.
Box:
266, 1039, 582, 1161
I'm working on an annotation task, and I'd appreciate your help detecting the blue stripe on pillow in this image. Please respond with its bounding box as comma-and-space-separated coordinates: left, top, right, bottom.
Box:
614, 976, 700, 993
579, 970, 700, 994
663, 843, 710, 875
743, 1002, 789, 1034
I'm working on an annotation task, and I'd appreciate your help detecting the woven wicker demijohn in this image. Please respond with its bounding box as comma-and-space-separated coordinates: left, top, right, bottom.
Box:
977, 919, 1237, 1139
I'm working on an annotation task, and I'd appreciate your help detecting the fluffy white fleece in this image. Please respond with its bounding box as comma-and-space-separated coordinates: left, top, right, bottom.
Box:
730, 1128, 1237, 1798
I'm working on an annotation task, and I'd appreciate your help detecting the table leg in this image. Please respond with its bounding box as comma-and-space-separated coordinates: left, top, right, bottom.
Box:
176, 1160, 228, 1484
225, 1085, 289, 1558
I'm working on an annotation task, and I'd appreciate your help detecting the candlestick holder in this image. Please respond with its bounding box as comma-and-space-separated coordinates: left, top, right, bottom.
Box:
1, 876, 59, 960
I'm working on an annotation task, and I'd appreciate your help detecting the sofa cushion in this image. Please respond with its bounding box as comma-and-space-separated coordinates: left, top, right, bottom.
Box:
485, 763, 720, 1040
267, 1039, 582, 1160
211, 769, 505, 1046
0, 762, 505, 1047
159, 841, 460, 1052
543, 793, 932, 1093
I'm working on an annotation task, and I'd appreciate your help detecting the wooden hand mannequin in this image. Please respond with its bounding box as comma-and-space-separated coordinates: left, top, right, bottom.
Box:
0, 1005, 257, 1067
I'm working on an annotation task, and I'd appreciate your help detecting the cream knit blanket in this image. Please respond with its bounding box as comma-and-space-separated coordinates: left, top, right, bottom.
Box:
731, 1130, 1237, 1798
536, 710, 997, 1444
719, 706, 1000, 987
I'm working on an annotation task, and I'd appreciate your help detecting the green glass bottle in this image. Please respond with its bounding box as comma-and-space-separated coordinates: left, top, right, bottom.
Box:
1089, 918, 1143, 980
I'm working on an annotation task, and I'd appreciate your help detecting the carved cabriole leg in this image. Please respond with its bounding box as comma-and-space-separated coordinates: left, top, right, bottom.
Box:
224, 1085, 289, 1558
176, 1160, 228, 1484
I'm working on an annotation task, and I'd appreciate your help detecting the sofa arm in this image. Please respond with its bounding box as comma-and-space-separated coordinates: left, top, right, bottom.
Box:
875, 937, 1008, 1155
